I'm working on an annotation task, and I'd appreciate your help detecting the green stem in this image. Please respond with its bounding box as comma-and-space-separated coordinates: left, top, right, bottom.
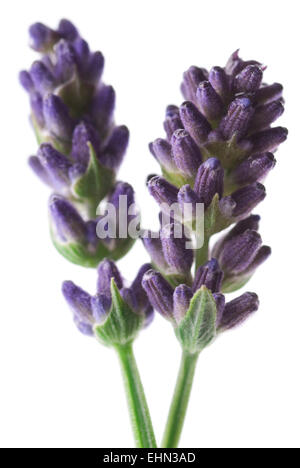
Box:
195, 237, 209, 272
115, 342, 157, 448
162, 351, 199, 448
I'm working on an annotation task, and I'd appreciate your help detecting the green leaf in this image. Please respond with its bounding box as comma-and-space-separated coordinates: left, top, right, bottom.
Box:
221, 274, 252, 293
162, 168, 194, 188
203, 193, 232, 236
72, 143, 115, 207
201, 134, 251, 170
175, 286, 217, 354
94, 279, 144, 347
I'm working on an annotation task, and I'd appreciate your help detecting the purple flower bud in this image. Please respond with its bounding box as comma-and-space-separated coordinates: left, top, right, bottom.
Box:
173, 284, 193, 323
196, 81, 224, 122
225, 50, 261, 76
171, 129, 202, 176
208, 66, 231, 101
57, 19, 78, 41
73, 37, 90, 64
38, 143, 71, 188
54, 40, 76, 82
142, 232, 169, 272
250, 127, 288, 153
212, 215, 261, 258
29, 22, 58, 52
218, 230, 262, 275
179, 101, 211, 145
142, 269, 174, 320
243, 245, 271, 276
181, 66, 208, 102
194, 158, 224, 208
90, 85, 115, 133
177, 185, 201, 219
234, 65, 263, 93
30, 92, 45, 127
49, 194, 87, 243
91, 294, 111, 323
147, 176, 179, 208
43, 94, 74, 141
28, 156, 52, 187
193, 259, 223, 293
109, 181, 135, 212
85, 51, 105, 83
231, 152, 276, 185
161, 223, 194, 275
62, 280, 93, 322
149, 138, 176, 172
71, 122, 100, 166
30, 61, 56, 95
131, 264, 154, 323
19, 70, 34, 93
220, 183, 266, 218
101, 126, 129, 170
213, 293, 226, 328
254, 83, 283, 105
163, 105, 183, 141
219, 97, 254, 140
97, 259, 123, 297
250, 100, 284, 132
218, 292, 259, 331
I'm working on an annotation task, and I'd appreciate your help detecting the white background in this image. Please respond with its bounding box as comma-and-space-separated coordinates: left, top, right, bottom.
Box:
0, 0, 299, 449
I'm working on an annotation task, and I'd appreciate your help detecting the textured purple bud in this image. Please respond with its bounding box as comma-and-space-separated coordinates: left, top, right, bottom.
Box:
90, 85, 115, 132
212, 214, 261, 258
177, 185, 201, 219
196, 81, 224, 121
219, 97, 254, 140
91, 294, 111, 323
218, 292, 259, 331
131, 264, 154, 323
57, 19, 78, 41
49, 195, 87, 243
54, 40, 76, 82
161, 223, 194, 275
142, 232, 169, 272
225, 50, 261, 77
85, 51, 105, 83
173, 284, 193, 323
109, 181, 135, 212
142, 270, 174, 320
101, 126, 129, 170
193, 259, 223, 293
29, 22, 57, 52
97, 259, 123, 297
194, 158, 224, 208
179, 101, 211, 145
234, 65, 263, 93
62, 281, 93, 328
243, 245, 271, 276
73, 37, 90, 64
250, 127, 288, 153
71, 122, 100, 166
43, 94, 74, 140
38, 143, 71, 188
19, 70, 34, 93
163, 105, 183, 141
250, 100, 284, 132
208, 66, 231, 101
182, 66, 208, 102
30, 61, 56, 95
28, 156, 52, 187
150, 138, 176, 172
218, 230, 262, 275
213, 293, 226, 328
171, 129, 202, 176
254, 83, 283, 105
220, 183, 266, 218
30, 92, 45, 127
147, 176, 179, 208
232, 152, 276, 185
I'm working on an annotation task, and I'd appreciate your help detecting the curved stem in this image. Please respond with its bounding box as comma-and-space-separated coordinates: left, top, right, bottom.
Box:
162, 351, 199, 448
115, 342, 157, 448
